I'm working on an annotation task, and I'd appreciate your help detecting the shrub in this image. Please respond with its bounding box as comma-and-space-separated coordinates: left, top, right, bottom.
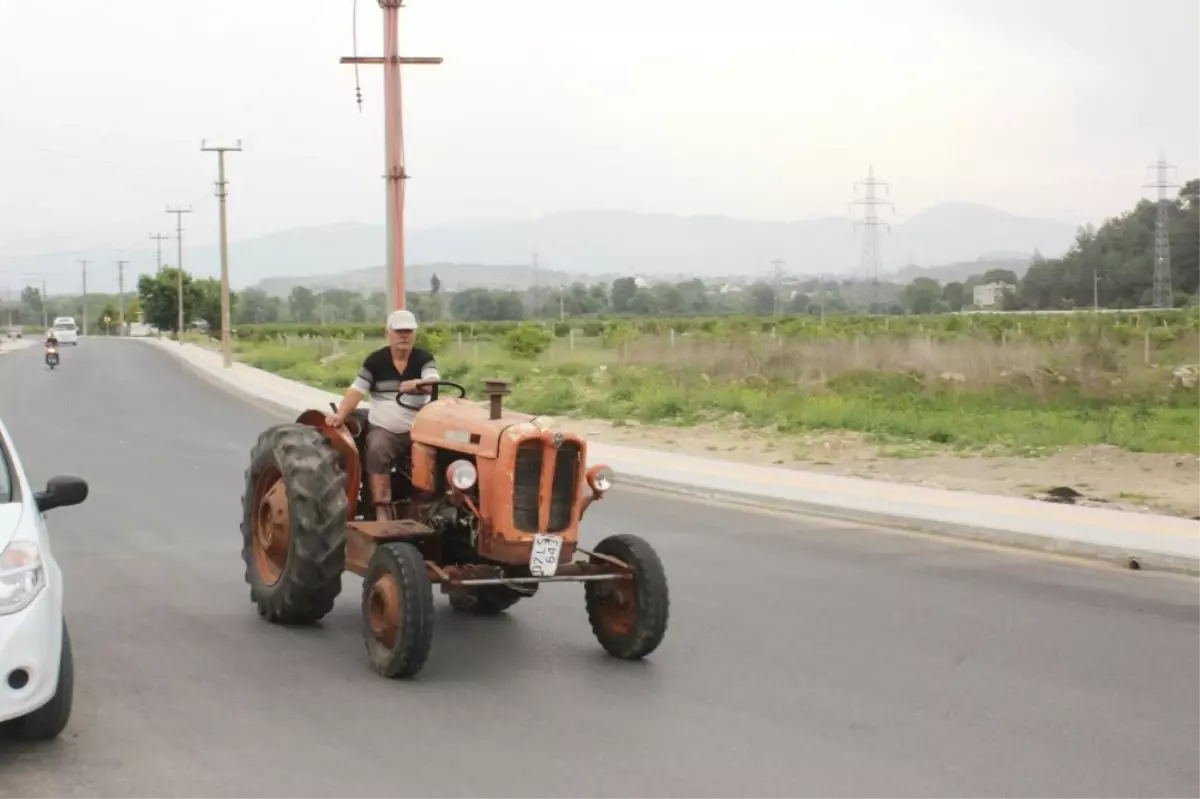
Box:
500, 323, 553, 359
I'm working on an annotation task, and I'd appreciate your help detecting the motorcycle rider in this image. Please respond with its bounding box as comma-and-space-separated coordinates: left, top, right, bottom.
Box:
44, 330, 59, 349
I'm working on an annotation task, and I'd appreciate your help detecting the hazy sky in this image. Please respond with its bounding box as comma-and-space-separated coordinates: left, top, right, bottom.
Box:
1, 0, 1197, 288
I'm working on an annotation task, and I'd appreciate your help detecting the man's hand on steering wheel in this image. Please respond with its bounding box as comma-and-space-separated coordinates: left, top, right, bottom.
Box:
398, 379, 432, 394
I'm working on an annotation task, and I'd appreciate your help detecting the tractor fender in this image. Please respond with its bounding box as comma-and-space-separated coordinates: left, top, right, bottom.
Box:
296, 409, 362, 520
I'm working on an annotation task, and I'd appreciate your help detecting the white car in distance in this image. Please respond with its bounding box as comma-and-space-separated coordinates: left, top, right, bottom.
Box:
0, 415, 88, 740
50, 318, 78, 346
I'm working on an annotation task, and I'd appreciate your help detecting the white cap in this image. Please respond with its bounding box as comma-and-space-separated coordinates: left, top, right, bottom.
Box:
387, 309, 419, 331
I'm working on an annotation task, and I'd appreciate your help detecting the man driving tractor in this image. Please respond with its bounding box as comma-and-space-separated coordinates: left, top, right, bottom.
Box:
325, 309, 438, 520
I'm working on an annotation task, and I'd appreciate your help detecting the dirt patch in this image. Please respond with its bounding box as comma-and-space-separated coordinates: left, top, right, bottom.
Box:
557, 417, 1200, 519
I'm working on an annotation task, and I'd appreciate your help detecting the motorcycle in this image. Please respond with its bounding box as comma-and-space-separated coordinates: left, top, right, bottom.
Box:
45, 343, 59, 369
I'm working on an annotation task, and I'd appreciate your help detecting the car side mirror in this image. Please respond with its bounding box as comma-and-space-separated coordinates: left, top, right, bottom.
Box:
35, 475, 89, 513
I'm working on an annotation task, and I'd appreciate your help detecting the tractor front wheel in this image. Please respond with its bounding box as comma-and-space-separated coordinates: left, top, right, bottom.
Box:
241, 423, 348, 625
361, 542, 435, 679
585, 534, 669, 660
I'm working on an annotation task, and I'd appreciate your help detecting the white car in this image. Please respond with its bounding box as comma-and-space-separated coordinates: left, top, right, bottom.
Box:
50, 318, 78, 346
0, 416, 88, 740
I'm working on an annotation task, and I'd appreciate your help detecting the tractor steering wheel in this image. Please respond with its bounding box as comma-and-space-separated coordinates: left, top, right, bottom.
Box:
396, 380, 467, 412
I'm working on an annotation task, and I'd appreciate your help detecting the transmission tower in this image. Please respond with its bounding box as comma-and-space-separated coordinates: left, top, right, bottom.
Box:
1143, 150, 1179, 309
849, 165, 895, 309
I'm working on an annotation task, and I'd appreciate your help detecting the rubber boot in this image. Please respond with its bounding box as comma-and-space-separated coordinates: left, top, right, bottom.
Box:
369, 473, 394, 521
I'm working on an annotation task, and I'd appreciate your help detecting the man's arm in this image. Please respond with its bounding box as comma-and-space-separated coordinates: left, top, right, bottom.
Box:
401, 356, 440, 395
327, 358, 374, 424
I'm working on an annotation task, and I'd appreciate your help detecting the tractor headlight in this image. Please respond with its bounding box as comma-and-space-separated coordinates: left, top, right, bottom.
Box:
0, 541, 46, 616
446, 459, 478, 491
586, 464, 614, 494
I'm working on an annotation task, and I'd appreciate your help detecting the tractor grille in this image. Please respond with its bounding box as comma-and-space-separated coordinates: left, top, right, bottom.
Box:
548, 441, 581, 532
512, 441, 542, 532
511, 438, 582, 533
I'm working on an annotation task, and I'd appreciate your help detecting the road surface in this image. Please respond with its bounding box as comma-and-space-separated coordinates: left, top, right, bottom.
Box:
1, 339, 1197, 798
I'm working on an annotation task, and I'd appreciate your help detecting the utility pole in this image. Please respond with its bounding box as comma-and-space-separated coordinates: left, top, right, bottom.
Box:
1093, 268, 1100, 311
771, 259, 784, 316
340, 1, 443, 312
532, 251, 540, 318
4, 287, 11, 329
166, 206, 193, 339
149, 232, 169, 271
117, 260, 128, 334
849, 165, 895, 311
1143, 150, 1179, 309
79, 260, 89, 336
202, 139, 243, 368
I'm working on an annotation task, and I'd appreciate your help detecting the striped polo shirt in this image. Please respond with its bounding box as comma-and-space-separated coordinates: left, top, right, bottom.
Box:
350, 346, 440, 434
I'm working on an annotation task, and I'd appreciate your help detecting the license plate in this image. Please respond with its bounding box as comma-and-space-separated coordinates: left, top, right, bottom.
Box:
529, 534, 564, 577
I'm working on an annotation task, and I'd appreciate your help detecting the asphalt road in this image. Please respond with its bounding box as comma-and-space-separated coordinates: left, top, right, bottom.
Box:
0, 338, 1197, 798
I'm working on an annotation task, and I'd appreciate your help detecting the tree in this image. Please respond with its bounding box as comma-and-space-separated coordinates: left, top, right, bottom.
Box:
430, 273, 441, 296
234, 288, 280, 324
611, 277, 637, 313
745, 282, 776, 315
98, 304, 119, 334
288, 286, 317, 323
942, 281, 966, 311
137, 267, 204, 333
903, 277, 941, 315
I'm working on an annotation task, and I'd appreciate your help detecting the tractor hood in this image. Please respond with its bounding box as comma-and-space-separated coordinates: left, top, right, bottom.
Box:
411, 398, 563, 457
0, 503, 26, 551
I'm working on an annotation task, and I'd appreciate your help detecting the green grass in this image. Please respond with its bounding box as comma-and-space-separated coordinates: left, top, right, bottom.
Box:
220, 330, 1200, 456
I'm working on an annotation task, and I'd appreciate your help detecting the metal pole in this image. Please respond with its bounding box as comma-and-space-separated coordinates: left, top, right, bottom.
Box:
166, 206, 193, 340
117, 260, 128, 334
202, 140, 242, 368
79, 260, 89, 336
149, 233, 169, 270
340, 2, 441, 312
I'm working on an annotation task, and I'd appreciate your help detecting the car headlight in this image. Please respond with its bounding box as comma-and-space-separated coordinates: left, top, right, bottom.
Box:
0, 541, 46, 616
446, 460, 478, 491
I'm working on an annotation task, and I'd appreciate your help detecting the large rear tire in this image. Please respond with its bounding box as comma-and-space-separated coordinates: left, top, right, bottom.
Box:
585, 534, 669, 660
241, 423, 348, 625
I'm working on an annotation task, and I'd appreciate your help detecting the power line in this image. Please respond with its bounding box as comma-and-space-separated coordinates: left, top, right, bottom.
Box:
166, 206, 193, 339
849, 165, 895, 310
201, 139, 243, 368
340, 0, 443, 312
1143, 150, 1179, 309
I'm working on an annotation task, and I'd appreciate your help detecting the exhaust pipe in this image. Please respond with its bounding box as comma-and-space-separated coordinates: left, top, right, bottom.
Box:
483, 378, 512, 420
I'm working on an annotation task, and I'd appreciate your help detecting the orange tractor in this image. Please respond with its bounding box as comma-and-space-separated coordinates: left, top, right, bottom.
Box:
239, 378, 669, 678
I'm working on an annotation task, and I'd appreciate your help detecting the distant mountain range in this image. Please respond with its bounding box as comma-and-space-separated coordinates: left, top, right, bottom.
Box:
7, 202, 1080, 295
891, 254, 1033, 284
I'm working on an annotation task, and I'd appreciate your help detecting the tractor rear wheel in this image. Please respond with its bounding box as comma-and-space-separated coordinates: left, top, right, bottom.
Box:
448, 583, 538, 615
241, 423, 348, 625
585, 534, 669, 660
361, 542, 435, 678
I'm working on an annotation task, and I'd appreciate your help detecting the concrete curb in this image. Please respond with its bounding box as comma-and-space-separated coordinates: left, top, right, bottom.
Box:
614, 473, 1199, 576
138, 338, 1200, 577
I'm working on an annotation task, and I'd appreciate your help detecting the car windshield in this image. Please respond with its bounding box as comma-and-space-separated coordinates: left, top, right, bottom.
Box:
53, 323, 74, 331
